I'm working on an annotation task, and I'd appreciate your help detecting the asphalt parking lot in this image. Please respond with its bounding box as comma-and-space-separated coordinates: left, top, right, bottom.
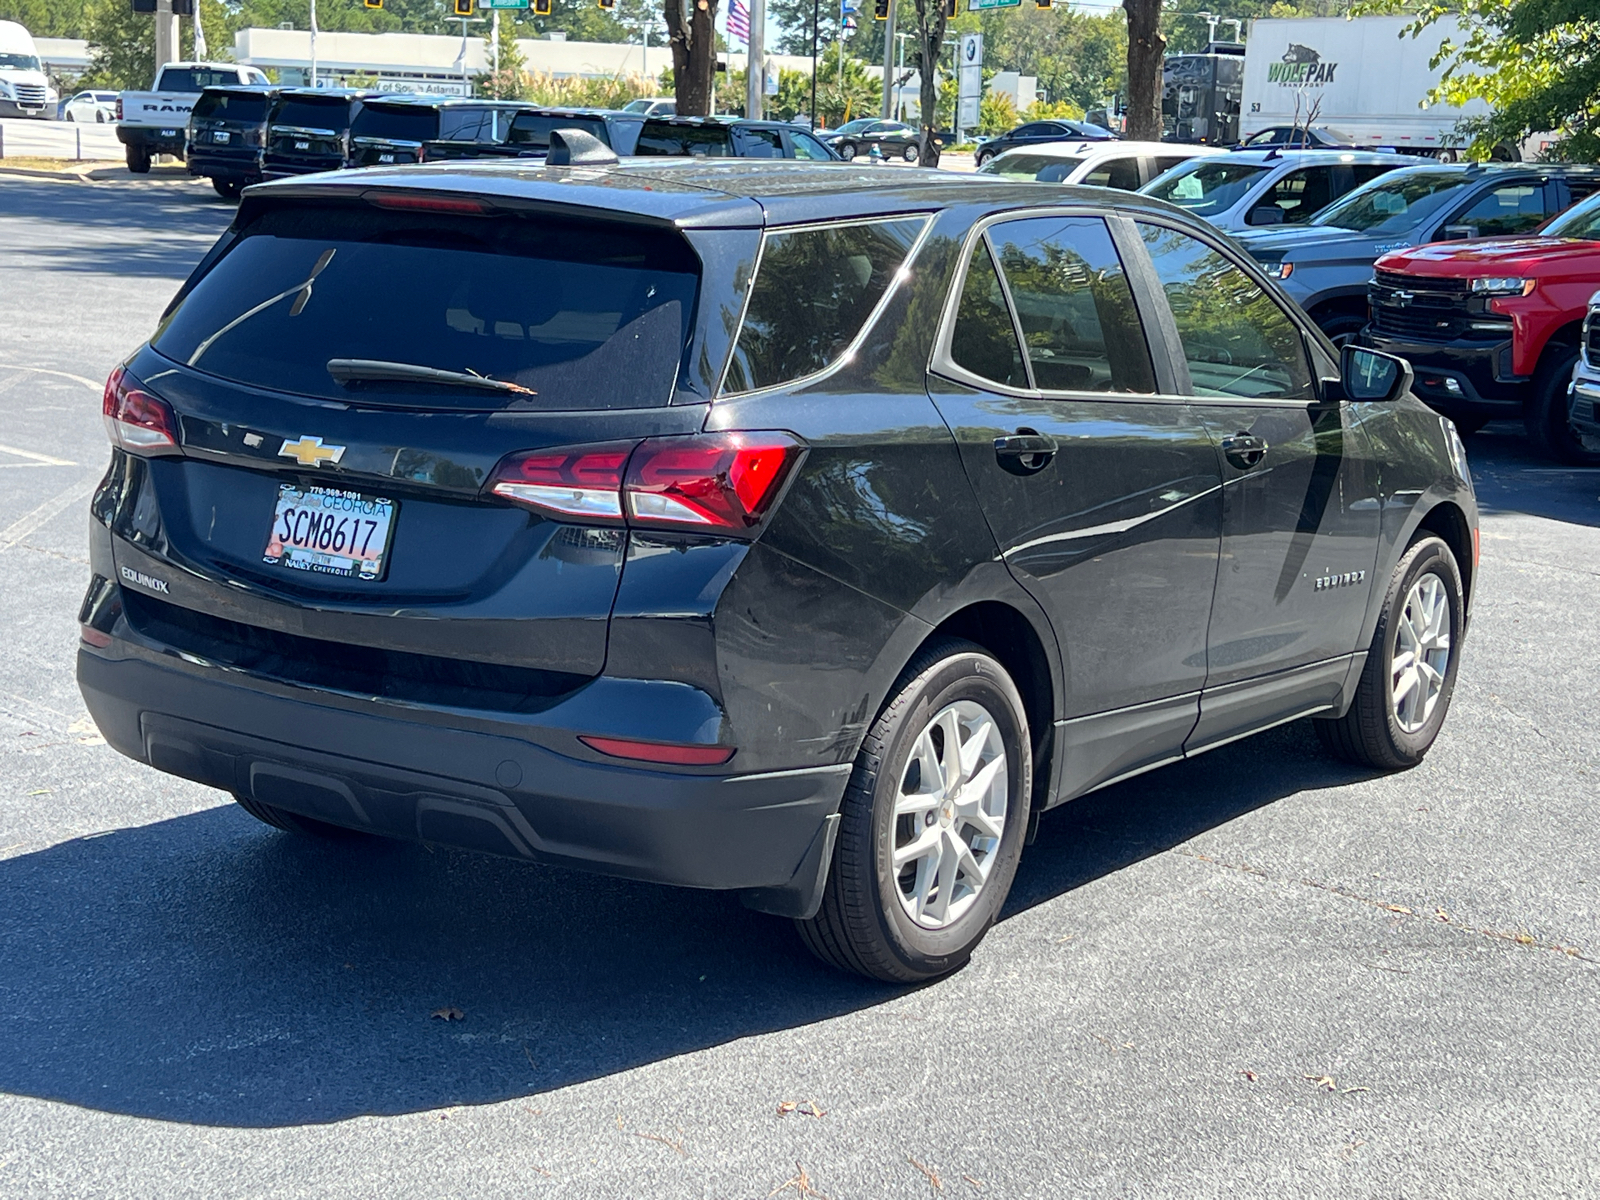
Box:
0, 172, 1596, 1198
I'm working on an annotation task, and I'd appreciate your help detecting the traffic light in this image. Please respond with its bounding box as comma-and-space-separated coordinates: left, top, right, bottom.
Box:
453, 0, 474, 14
599, 0, 615, 9
534, 0, 551, 13
874, 0, 888, 20
944, 0, 957, 16
1035, 0, 1050, 6
365, 0, 384, 9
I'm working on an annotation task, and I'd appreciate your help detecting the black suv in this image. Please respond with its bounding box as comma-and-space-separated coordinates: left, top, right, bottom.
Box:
186, 85, 277, 199
262, 89, 388, 180
485, 111, 838, 161
347, 97, 533, 167
80, 159, 1477, 982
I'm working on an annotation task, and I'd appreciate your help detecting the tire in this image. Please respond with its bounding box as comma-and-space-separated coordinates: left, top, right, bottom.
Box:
796, 638, 1032, 983
1434, 148, 1458, 164
837, 141, 857, 161
974, 150, 992, 168
1523, 345, 1600, 464
1313, 536, 1464, 770
126, 145, 151, 174
903, 143, 919, 163
234, 794, 370, 839
1316, 312, 1366, 351
65, 111, 75, 122
96, 111, 106, 124
212, 177, 242, 200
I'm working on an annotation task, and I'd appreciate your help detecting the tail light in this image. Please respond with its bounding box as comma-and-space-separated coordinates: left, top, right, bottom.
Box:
578, 735, 735, 766
115, 97, 122, 121
102, 366, 180, 454
487, 432, 803, 537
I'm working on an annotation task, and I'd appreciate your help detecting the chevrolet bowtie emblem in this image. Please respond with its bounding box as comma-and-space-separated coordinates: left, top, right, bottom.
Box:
278, 436, 346, 467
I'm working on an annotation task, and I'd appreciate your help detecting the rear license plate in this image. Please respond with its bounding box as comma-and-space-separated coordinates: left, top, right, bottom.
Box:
263, 484, 395, 581
212, 129, 230, 143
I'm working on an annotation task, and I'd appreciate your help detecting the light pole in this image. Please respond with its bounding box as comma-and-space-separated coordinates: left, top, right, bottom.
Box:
309, 0, 318, 88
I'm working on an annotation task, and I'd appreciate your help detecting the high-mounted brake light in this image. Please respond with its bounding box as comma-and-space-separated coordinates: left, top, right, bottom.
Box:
486, 432, 804, 536
102, 366, 180, 455
578, 735, 736, 766
367, 191, 488, 215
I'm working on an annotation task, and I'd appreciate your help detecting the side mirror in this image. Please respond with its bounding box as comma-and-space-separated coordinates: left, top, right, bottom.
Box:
1247, 205, 1285, 226
1438, 223, 1478, 241
1341, 344, 1411, 403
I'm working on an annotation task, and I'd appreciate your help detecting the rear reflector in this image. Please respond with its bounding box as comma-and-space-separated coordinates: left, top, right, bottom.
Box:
367, 191, 489, 215
79, 624, 112, 648
578, 735, 736, 766
487, 432, 804, 537
102, 366, 181, 455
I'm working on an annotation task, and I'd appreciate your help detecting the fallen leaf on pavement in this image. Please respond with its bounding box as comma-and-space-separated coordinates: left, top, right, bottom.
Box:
777, 1101, 797, 1115
1304, 1075, 1336, 1091
1240, 1070, 1257, 1082
769, 1162, 828, 1199
908, 1156, 942, 1190
1385, 905, 1413, 914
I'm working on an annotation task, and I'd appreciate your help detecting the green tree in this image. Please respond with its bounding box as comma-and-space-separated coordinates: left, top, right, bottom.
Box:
481, 12, 527, 98
1411, 0, 1600, 161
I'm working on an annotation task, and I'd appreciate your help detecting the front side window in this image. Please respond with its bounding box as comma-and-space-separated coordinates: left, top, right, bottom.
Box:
1311, 169, 1468, 235
1259, 166, 1338, 224
1138, 223, 1313, 401
1448, 183, 1553, 237
949, 240, 1026, 390
723, 218, 927, 393
789, 132, 831, 160
989, 217, 1155, 394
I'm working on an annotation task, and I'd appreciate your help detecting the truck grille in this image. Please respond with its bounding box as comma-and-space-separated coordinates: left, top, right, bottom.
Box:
12, 83, 47, 107
1587, 311, 1600, 365
1369, 272, 1474, 342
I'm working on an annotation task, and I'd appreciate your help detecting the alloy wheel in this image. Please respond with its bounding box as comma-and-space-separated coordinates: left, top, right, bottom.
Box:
892, 700, 1008, 929
1391, 573, 1451, 733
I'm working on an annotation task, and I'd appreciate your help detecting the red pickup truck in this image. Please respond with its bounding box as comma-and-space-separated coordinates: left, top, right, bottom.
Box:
1363, 189, 1600, 464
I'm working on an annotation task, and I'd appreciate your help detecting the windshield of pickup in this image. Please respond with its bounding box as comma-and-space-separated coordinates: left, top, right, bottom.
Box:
0, 53, 42, 71
1541, 190, 1600, 240
1311, 169, 1468, 234
152, 202, 700, 411
1144, 161, 1267, 217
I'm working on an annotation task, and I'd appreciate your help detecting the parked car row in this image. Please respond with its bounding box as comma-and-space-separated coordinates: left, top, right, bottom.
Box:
182, 86, 840, 198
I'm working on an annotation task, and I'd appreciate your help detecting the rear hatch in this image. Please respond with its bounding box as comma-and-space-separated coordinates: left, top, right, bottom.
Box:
111, 189, 707, 694
348, 100, 438, 167
265, 95, 356, 174
188, 88, 271, 170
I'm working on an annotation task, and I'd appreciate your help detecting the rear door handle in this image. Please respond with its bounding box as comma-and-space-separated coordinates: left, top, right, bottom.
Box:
1220, 432, 1268, 469
994, 430, 1058, 476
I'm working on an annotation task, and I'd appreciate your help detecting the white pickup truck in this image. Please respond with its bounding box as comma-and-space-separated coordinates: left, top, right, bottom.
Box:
117, 61, 269, 173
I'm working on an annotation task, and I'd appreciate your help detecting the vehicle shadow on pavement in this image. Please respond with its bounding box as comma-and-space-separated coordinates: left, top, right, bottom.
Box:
0, 721, 1372, 1129
1468, 423, 1600, 529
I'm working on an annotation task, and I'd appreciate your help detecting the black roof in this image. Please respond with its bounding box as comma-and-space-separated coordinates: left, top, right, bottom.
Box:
247, 156, 1190, 229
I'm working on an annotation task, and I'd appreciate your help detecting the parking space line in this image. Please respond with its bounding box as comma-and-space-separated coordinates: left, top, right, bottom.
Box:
0, 442, 76, 467
0, 363, 102, 392
0, 473, 97, 552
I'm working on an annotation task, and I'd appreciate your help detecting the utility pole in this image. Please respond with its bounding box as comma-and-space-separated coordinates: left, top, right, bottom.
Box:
310, 0, 319, 87
879, 0, 896, 119
492, 7, 500, 79
744, 0, 765, 119
153, 0, 178, 76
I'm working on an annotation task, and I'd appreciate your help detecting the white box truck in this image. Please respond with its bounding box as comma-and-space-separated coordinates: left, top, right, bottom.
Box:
1241, 15, 1504, 160
0, 20, 57, 119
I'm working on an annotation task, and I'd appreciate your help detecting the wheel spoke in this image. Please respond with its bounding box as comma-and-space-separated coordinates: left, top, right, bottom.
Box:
958, 719, 993, 784
936, 708, 966, 792
893, 826, 941, 870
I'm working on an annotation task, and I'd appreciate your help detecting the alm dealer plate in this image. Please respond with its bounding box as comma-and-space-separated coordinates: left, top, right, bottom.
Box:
263, 483, 396, 580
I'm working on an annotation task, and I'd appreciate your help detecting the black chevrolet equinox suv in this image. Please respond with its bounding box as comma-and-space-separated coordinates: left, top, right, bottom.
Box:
79, 151, 1479, 982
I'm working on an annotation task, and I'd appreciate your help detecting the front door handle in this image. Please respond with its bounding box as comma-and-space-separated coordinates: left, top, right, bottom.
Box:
1220, 432, 1268, 469
994, 429, 1058, 475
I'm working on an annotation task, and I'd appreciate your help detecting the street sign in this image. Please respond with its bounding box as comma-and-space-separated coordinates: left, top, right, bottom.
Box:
971, 0, 1021, 8
486, 0, 529, 7
956, 32, 981, 140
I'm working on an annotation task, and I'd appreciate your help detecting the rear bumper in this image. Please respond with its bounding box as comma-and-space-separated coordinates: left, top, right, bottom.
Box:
262, 157, 345, 179
77, 647, 848, 918
117, 125, 187, 154
187, 147, 262, 180
1361, 329, 1527, 418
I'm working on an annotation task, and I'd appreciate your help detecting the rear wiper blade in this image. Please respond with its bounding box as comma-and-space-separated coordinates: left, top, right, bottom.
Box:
326, 359, 536, 395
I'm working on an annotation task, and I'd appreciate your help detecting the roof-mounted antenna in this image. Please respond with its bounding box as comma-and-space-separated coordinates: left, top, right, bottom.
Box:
546, 129, 619, 168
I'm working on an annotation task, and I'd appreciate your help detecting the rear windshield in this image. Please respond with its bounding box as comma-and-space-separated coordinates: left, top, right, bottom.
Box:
1144, 161, 1267, 217
982, 152, 1085, 182
507, 113, 609, 149
351, 104, 439, 143
192, 91, 269, 122
158, 68, 241, 92
636, 123, 733, 157
722, 217, 928, 393
152, 203, 700, 411
271, 97, 354, 133
1311, 169, 1471, 234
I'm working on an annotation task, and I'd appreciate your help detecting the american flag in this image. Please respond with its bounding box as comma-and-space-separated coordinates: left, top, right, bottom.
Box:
727, 0, 750, 45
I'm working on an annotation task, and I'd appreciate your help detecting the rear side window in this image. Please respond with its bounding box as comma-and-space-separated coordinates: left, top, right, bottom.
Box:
1258, 166, 1338, 224
949, 240, 1026, 390
722, 217, 927, 394
1081, 156, 1142, 191
351, 105, 439, 143
1138, 222, 1313, 401
507, 113, 610, 150
192, 91, 269, 122
636, 123, 733, 157
988, 217, 1155, 393
152, 203, 700, 411
272, 98, 354, 133
438, 108, 492, 141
